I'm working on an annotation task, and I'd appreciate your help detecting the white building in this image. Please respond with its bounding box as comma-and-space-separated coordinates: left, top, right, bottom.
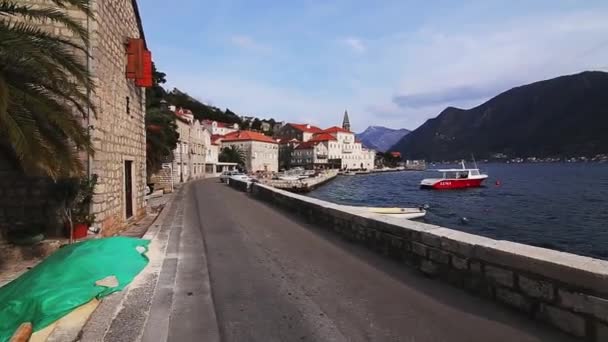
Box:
288, 111, 375, 170
202, 119, 239, 136
220, 131, 279, 172
172, 109, 194, 183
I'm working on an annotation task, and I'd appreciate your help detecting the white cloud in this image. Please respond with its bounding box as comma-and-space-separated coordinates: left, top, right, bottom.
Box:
341, 37, 366, 53
360, 9, 608, 129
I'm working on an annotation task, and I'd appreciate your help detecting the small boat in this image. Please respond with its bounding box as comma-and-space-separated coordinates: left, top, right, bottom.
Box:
342, 171, 357, 176
278, 175, 301, 181
420, 160, 488, 189
342, 206, 426, 219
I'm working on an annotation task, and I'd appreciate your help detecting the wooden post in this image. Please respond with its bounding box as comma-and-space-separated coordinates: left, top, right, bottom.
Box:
9, 322, 32, 342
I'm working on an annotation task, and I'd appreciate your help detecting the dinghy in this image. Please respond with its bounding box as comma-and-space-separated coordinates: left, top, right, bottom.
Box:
342, 206, 426, 219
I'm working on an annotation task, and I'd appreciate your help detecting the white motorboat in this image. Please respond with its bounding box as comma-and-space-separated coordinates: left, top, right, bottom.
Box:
342, 206, 426, 219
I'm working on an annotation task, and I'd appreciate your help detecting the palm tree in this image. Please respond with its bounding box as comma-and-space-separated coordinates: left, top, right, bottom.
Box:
219, 146, 246, 167
0, 0, 95, 179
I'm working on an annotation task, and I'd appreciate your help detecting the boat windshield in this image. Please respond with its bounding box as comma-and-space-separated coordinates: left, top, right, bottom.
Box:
470, 169, 480, 176
444, 171, 469, 179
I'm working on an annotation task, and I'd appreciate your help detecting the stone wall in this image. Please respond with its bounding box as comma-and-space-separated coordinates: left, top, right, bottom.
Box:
4, 1, 148, 237
229, 179, 608, 341
87, 0, 147, 235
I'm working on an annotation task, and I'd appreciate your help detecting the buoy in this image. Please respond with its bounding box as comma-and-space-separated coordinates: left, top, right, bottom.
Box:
495, 180, 501, 186
460, 217, 469, 224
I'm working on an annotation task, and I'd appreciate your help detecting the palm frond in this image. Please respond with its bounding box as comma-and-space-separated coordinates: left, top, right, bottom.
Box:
0, 1, 93, 177
0, 1, 88, 43
50, 0, 92, 17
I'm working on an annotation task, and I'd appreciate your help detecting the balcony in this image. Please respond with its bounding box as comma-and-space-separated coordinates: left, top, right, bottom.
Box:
316, 154, 328, 159
342, 149, 353, 154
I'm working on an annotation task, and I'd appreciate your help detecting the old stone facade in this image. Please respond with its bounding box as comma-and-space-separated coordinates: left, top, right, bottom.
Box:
171, 107, 218, 183
87, 0, 148, 234
3, 0, 150, 236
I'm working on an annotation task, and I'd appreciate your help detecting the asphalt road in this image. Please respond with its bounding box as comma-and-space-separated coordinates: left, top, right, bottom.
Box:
188, 179, 575, 342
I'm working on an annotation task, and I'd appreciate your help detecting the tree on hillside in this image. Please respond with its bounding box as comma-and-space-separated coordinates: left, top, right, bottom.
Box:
219, 146, 245, 167
0, 0, 94, 179
146, 108, 179, 180
145, 62, 167, 109
166, 88, 241, 124
251, 118, 262, 131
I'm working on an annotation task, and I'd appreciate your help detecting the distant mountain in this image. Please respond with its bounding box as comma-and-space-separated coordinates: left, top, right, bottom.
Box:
391, 71, 608, 160
356, 126, 410, 152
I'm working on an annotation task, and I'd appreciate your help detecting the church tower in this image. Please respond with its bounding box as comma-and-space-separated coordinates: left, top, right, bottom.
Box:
342, 110, 351, 131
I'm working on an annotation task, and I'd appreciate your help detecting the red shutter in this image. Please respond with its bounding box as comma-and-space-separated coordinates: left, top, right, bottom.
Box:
136, 49, 153, 88
126, 38, 144, 79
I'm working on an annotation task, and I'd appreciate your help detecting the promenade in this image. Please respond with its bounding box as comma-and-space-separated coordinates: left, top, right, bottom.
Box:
90, 178, 576, 341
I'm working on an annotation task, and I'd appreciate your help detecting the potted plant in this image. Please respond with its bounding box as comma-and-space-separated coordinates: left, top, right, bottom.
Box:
54, 175, 98, 243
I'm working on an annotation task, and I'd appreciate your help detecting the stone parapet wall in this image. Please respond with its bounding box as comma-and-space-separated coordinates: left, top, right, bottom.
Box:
229, 178, 608, 341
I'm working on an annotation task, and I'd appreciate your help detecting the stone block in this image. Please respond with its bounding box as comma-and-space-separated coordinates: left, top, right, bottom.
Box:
412, 242, 427, 257
419, 260, 438, 276
485, 265, 514, 288
420, 232, 441, 247
596, 322, 608, 341
496, 287, 533, 312
428, 248, 450, 265
518, 275, 554, 301
439, 229, 492, 257
558, 289, 608, 323
474, 240, 608, 295
536, 304, 587, 338
452, 256, 469, 270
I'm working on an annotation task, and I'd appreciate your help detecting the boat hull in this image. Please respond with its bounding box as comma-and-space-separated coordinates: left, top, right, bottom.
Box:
421, 177, 486, 189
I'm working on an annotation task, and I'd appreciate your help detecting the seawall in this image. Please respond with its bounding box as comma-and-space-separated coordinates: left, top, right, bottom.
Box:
227, 178, 608, 341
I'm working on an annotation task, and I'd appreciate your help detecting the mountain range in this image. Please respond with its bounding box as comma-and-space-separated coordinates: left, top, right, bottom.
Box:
356, 126, 410, 152
390, 71, 608, 160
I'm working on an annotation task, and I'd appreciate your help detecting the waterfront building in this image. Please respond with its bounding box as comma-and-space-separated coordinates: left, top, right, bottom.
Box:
274, 123, 323, 142
287, 111, 375, 170
220, 131, 279, 172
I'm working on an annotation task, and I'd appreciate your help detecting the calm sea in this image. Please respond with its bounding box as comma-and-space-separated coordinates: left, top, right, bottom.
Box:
308, 163, 608, 260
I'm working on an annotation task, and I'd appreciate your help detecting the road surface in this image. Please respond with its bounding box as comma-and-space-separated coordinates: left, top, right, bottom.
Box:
164, 179, 576, 342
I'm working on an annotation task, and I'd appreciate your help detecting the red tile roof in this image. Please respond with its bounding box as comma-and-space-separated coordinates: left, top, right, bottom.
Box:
322, 126, 351, 134
288, 123, 323, 133
309, 132, 337, 142
222, 130, 277, 144
295, 141, 319, 150
390, 152, 402, 158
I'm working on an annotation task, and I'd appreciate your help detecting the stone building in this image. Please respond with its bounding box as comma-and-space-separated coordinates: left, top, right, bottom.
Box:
220, 131, 279, 172
274, 123, 323, 143
202, 119, 239, 136
281, 112, 376, 170
0, 0, 152, 237
291, 140, 330, 168
170, 108, 208, 184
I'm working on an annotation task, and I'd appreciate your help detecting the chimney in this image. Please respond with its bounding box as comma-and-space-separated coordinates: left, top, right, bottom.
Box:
306, 124, 310, 129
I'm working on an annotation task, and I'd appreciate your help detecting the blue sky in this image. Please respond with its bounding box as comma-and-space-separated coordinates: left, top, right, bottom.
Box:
139, 0, 608, 132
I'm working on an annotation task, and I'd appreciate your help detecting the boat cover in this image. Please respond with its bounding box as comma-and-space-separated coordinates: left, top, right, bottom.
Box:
0, 237, 149, 341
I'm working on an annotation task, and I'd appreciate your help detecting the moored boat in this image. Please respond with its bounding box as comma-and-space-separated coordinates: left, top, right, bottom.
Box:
341, 206, 426, 219
420, 160, 488, 189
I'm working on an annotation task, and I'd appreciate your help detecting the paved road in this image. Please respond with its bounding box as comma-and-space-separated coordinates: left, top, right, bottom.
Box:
183, 179, 574, 342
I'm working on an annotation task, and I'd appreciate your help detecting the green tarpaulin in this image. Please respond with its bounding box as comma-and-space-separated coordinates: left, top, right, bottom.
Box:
0, 237, 150, 341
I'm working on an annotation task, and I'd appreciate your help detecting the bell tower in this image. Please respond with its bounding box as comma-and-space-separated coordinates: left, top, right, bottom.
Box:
342, 110, 351, 131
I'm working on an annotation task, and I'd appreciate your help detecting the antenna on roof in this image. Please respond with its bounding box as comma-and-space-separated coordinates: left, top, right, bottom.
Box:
471, 154, 478, 169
